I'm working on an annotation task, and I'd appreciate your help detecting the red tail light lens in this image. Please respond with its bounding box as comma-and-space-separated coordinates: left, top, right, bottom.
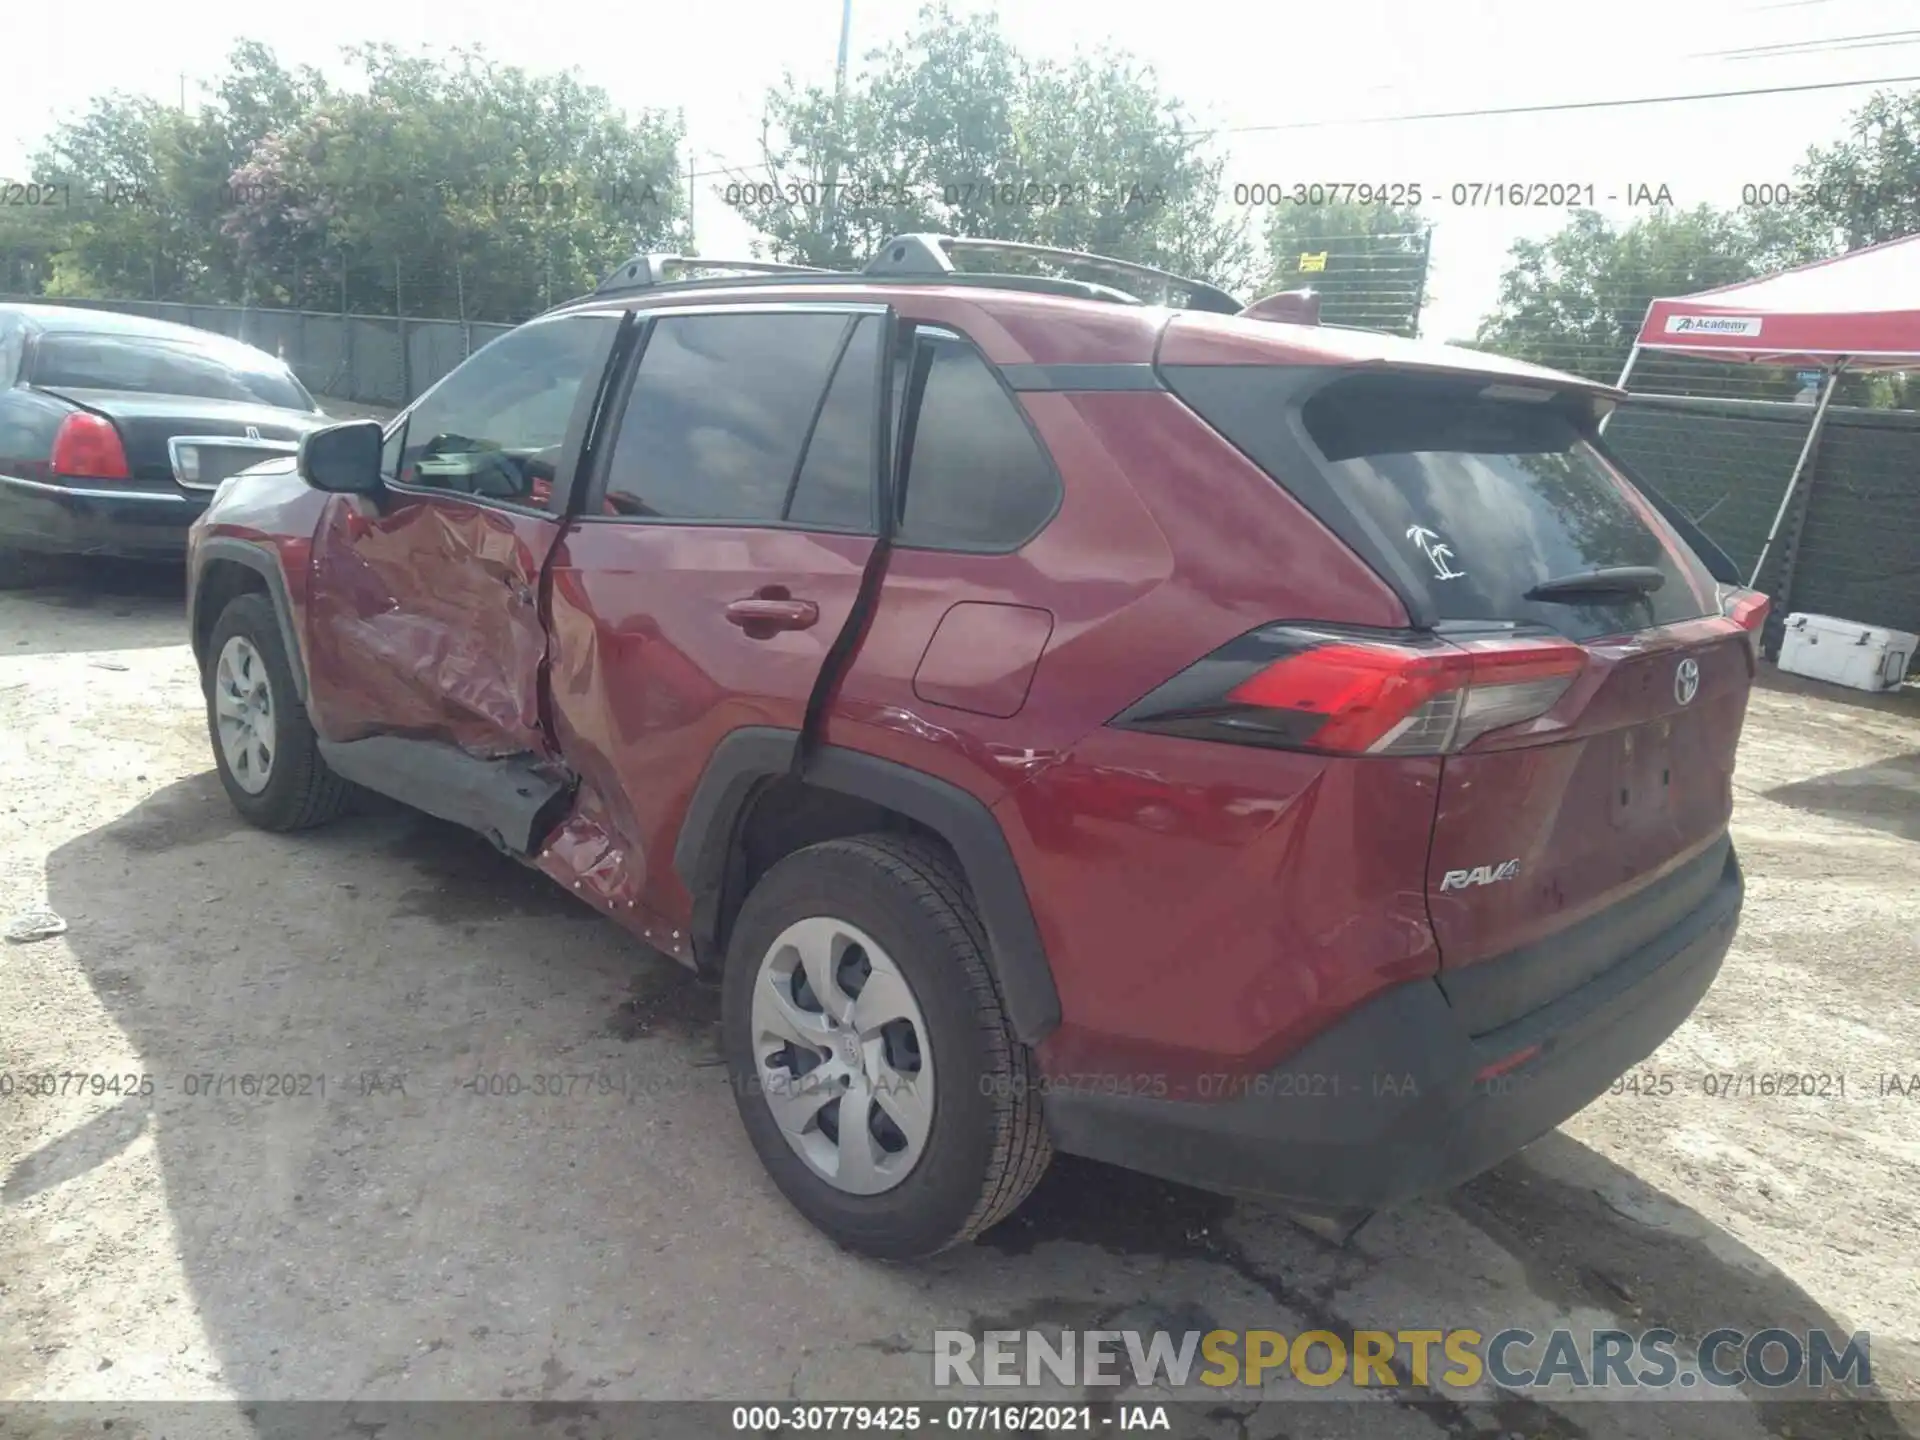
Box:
50, 413, 132, 481
1717, 584, 1770, 665
1113, 624, 1586, 756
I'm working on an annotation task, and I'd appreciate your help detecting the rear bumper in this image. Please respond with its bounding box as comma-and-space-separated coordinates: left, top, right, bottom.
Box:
0, 473, 202, 559
1044, 850, 1742, 1209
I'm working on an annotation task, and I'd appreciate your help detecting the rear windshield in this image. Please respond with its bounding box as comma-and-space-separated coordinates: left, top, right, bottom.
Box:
1172, 367, 1715, 641
31, 332, 315, 411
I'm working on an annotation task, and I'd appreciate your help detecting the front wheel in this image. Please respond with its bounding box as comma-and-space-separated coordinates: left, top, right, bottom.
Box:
203, 592, 351, 831
722, 834, 1052, 1259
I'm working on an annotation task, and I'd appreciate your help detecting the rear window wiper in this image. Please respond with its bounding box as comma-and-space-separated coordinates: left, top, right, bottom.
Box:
1524, 565, 1667, 602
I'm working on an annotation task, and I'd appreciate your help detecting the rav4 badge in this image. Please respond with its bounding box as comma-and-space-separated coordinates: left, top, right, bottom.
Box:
1440, 859, 1521, 892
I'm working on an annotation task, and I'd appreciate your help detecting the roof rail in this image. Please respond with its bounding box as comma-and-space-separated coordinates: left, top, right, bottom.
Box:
594, 253, 831, 295
865, 235, 1242, 315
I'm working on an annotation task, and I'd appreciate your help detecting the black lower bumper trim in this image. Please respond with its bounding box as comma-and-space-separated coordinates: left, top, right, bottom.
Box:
1044, 852, 1743, 1209
0, 473, 200, 559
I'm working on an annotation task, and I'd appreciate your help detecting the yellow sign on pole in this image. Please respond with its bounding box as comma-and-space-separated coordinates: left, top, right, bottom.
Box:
1298, 251, 1328, 273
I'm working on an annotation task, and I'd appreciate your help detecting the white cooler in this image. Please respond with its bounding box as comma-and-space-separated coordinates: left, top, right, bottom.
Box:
1776, 612, 1917, 693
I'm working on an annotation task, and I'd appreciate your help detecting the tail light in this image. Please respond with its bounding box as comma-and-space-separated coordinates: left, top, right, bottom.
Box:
1717, 584, 1770, 666
1112, 624, 1587, 757
50, 413, 132, 482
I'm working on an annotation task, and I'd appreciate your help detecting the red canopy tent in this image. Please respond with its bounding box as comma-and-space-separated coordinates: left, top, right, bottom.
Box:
1608, 234, 1920, 587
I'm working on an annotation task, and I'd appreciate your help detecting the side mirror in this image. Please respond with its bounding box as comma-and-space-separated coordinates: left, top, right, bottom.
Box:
298, 420, 385, 495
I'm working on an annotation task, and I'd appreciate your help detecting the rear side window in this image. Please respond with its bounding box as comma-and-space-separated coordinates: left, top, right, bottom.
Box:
602, 311, 873, 525
895, 333, 1059, 551
1172, 368, 1715, 641
30, 332, 314, 411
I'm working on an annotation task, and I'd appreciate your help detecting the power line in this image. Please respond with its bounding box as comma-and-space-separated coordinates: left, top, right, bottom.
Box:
677, 69, 1920, 187
1724, 35, 1920, 54
1184, 70, 1920, 135
1698, 29, 1920, 58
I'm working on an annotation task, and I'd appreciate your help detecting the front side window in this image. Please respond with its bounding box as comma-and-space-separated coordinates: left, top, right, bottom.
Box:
395, 314, 614, 507
600, 310, 879, 526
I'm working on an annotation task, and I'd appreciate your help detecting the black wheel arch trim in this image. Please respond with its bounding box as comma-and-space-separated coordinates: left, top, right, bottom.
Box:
674, 727, 1063, 1046
190, 537, 309, 702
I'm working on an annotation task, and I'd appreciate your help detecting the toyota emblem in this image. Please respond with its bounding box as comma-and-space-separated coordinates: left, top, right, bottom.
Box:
1674, 658, 1700, 706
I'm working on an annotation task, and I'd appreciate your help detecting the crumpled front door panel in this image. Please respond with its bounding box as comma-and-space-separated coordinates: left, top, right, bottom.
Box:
305, 492, 561, 757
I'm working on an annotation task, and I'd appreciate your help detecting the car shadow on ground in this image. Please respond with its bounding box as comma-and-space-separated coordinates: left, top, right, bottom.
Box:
1760, 752, 1920, 844
0, 557, 187, 656
13, 773, 1913, 1437
1756, 664, 1920, 719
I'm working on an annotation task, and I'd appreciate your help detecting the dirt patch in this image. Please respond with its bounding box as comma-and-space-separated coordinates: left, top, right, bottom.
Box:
384, 814, 585, 926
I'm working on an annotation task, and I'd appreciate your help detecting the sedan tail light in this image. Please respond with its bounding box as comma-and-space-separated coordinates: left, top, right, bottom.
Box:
1112, 623, 1587, 756
50, 413, 132, 482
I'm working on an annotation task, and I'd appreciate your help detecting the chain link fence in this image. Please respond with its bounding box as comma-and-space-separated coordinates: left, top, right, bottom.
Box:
1607, 393, 1920, 646
1258, 231, 1432, 338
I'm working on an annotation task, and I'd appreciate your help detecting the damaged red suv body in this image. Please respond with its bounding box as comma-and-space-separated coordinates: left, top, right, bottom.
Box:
187, 237, 1762, 1258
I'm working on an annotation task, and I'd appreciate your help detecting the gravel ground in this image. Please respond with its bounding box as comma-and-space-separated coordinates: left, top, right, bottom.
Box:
1, 561, 1916, 1439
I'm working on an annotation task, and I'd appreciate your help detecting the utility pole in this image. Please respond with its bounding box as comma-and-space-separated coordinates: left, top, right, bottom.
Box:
821, 0, 853, 247
688, 153, 697, 252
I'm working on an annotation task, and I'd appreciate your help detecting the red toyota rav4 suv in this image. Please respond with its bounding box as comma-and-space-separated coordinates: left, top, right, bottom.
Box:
187, 236, 1764, 1259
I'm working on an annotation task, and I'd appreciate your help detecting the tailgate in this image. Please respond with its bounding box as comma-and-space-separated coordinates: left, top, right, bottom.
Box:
1161, 359, 1761, 1023
1427, 623, 1751, 1030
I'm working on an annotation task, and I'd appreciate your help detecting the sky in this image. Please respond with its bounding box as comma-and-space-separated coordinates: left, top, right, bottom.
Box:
5, 0, 1919, 340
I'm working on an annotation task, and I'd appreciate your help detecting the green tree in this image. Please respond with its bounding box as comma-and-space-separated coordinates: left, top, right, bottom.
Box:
7, 41, 684, 322
1249, 202, 1429, 335
1474, 206, 1815, 396
22, 92, 181, 299
1474, 87, 1920, 405
725, 4, 1250, 290
13, 43, 328, 303
1788, 87, 1920, 253
223, 44, 686, 321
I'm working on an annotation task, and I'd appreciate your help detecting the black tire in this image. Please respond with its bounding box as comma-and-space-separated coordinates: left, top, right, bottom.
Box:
722, 834, 1053, 1259
203, 592, 351, 831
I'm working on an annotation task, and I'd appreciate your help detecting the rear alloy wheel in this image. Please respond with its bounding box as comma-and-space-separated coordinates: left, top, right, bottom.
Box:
203, 592, 351, 831
750, 915, 936, 1195
723, 835, 1052, 1259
